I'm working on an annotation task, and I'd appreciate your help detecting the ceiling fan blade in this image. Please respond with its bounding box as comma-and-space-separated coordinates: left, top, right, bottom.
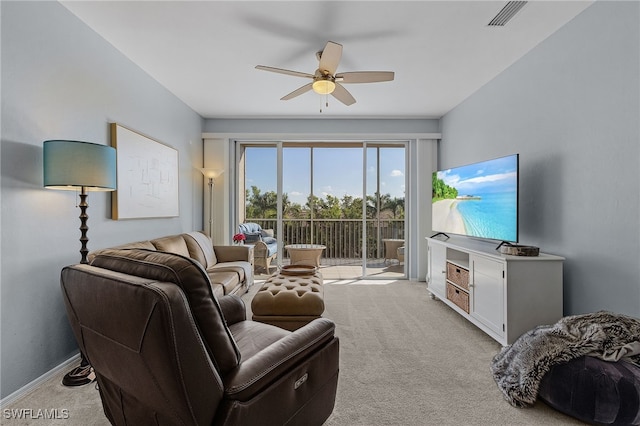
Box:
331, 83, 356, 106
281, 83, 313, 100
336, 71, 395, 84
255, 65, 314, 79
318, 41, 342, 75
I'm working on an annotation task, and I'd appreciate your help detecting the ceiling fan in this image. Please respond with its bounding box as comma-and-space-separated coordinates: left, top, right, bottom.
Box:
255, 41, 394, 106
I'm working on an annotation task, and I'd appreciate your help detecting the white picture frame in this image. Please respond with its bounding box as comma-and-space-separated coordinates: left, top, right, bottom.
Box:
110, 123, 179, 219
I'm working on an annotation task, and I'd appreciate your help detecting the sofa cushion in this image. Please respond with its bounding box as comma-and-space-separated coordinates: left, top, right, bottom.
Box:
90, 249, 241, 374
88, 240, 156, 263
263, 241, 278, 257
210, 262, 248, 284
239, 223, 262, 234
207, 279, 225, 298
262, 237, 277, 245
184, 231, 217, 268
244, 232, 262, 244
209, 271, 240, 296
229, 321, 289, 361
151, 235, 190, 258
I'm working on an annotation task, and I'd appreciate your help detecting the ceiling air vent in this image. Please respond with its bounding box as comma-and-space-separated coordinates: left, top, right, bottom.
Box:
488, 1, 528, 26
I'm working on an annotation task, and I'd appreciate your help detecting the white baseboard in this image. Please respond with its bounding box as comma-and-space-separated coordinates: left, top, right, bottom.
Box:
0, 354, 81, 408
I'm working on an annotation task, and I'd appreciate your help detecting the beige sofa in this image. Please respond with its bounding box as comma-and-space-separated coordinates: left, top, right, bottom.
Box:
89, 231, 253, 297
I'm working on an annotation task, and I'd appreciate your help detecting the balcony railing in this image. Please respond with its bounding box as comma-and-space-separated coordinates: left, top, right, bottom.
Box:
245, 218, 404, 261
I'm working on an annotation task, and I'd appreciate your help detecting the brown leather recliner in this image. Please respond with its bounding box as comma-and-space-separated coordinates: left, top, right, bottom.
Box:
60, 249, 339, 425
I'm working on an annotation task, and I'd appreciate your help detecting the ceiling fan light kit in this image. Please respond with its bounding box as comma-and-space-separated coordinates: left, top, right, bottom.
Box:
256, 41, 394, 108
312, 79, 335, 95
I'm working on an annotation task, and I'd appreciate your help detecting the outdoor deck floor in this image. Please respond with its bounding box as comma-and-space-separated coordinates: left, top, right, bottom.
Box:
254, 258, 405, 281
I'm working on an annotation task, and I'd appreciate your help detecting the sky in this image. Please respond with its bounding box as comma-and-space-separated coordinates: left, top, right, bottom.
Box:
245, 146, 406, 205
437, 154, 518, 195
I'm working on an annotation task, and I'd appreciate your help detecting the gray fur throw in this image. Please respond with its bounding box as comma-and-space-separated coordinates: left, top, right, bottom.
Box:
490, 311, 640, 408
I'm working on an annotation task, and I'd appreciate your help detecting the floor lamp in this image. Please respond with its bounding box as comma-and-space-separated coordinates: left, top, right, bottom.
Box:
43, 140, 117, 386
199, 168, 223, 238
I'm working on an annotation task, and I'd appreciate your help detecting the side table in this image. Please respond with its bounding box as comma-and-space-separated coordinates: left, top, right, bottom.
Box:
284, 244, 326, 267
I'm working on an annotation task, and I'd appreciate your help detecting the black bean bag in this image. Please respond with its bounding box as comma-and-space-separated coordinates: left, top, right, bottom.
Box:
538, 356, 640, 426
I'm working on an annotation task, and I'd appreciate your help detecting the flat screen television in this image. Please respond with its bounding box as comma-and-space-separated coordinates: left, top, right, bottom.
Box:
432, 154, 519, 243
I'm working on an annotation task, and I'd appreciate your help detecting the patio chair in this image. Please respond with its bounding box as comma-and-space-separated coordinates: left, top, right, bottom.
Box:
383, 239, 405, 264
239, 222, 278, 273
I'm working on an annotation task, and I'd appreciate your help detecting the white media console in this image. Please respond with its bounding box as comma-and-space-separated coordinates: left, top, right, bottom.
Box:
426, 236, 564, 346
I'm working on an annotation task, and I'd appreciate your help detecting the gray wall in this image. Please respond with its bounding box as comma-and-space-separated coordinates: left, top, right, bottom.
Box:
1, 1, 204, 398
439, 1, 639, 317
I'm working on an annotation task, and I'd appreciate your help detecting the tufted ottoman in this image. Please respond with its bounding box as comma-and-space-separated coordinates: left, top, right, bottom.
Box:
251, 270, 324, 331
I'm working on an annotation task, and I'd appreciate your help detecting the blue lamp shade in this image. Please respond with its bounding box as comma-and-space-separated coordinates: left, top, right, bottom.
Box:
43, 140, 116, 191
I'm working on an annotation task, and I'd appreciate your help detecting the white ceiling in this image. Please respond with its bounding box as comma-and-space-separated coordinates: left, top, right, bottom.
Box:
60, 1, 593, 119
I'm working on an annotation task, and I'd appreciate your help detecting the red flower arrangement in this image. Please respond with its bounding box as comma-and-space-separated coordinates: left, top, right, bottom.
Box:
232, 233, 246, 244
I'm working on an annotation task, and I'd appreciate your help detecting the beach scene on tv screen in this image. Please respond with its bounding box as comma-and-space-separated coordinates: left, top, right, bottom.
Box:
432, 155, 518, 242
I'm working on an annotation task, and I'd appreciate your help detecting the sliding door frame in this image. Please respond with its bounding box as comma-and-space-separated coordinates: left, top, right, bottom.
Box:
361, 141, 410, 278
235, 140, 408, 279
204, 131, 440, 281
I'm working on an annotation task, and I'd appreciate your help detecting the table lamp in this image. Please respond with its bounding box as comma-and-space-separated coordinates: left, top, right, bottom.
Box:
43, 140, 116, 386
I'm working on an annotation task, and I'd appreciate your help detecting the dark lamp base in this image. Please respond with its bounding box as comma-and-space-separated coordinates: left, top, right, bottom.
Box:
62, 355, 95, 387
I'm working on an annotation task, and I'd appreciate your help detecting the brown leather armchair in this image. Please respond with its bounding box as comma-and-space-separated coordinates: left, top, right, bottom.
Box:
60, 249, 339, 425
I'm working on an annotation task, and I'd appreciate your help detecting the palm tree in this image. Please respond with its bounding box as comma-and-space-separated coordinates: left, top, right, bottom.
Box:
383, 196, 405, 219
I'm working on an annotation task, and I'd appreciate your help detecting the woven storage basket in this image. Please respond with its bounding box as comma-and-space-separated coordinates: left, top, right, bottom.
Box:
446, 262, 469, 290
446, 283, 470, 313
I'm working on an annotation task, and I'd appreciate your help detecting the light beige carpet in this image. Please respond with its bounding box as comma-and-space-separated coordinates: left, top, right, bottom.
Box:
2, 279, 586, 425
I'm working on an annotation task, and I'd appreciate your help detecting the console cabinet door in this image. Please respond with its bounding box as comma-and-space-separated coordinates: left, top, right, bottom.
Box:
427, 242, 446, 298
470, 255, 504, 337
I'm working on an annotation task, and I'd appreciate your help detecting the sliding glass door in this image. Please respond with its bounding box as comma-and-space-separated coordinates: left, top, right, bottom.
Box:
311, 146, 364, 276
364, 145, 406, 278
239, 141, 406, 279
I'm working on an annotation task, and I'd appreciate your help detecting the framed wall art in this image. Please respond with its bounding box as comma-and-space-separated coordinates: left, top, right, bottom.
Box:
110, 123, 179, 219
